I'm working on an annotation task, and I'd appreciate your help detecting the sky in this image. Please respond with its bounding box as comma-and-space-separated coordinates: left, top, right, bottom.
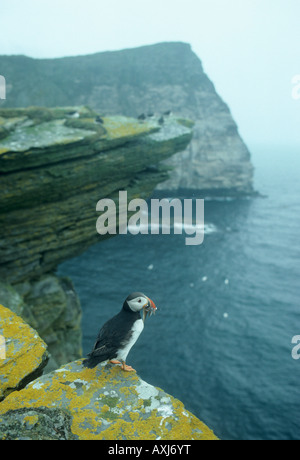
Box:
0, 0, 299, 148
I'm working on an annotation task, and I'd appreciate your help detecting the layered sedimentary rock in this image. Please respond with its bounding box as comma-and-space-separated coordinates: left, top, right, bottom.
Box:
0, 42, 254, 195
0, 106, 192, 284
0, 356, 218, 440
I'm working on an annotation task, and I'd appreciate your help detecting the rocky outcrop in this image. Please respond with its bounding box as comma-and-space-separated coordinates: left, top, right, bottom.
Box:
0, 356, 218, 440
0, 42, 254, 195
0, 276, 82, 372
0, 304, 49, 401
0, 277, 81, 372
0, 305, 218, 440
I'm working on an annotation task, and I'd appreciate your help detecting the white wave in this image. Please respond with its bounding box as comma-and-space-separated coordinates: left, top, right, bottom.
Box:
127, 223, 149, 233
204, 196, 236, 202
174, 222, 217, 234
126, 222, 217, 234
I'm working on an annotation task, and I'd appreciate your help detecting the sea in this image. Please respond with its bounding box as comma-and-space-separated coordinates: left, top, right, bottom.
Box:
58, 145, 300, 440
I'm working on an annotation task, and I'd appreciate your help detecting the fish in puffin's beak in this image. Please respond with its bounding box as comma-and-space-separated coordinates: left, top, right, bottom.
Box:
142, 297, 157, 323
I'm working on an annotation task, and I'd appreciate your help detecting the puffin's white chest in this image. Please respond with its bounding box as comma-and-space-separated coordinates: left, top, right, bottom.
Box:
117, 318, 144, 361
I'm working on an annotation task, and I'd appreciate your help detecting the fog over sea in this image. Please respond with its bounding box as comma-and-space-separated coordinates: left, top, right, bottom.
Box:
59, 145, 300, 440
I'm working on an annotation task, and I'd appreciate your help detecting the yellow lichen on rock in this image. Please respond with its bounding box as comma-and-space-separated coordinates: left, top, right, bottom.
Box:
0, 304, 49, 401
103, 116, 158, 140
0, 358, 218, 440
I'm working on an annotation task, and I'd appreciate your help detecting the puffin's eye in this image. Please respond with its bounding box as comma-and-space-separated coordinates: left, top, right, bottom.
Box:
138, 299, 142, 303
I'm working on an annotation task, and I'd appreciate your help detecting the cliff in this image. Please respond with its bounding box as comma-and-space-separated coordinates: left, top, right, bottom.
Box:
0, 304, 218, 440
0, 105, 192, 283
0, 106, 193, 369
0, 42, 254, 196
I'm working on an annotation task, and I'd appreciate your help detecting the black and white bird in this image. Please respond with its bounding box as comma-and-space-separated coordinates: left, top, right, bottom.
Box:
83, 292, 157, 372
95, 115, 104, 124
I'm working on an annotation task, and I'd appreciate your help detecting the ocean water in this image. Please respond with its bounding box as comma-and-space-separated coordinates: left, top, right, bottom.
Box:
58, 145, 300, 440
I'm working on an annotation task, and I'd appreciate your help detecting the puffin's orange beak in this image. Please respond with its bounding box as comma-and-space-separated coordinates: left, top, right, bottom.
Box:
143, 297, 157, 322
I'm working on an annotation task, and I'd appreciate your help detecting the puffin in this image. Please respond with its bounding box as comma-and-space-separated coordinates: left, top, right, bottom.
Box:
95, 115, 104, 124
83, 292, 157, 372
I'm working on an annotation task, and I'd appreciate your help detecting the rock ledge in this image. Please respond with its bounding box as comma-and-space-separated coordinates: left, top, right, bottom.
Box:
0, 357, 218, 440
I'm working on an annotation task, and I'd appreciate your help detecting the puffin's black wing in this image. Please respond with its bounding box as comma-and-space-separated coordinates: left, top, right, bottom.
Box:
83, 312, 132, 368
83, 344, 117, 369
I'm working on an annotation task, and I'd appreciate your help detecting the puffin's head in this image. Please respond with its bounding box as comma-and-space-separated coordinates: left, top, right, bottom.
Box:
124, 292, 157, 322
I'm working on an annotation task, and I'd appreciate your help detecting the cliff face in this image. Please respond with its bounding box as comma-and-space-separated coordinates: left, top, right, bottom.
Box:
0, 106, 192, 284
0, 42, 254, 195
0, 106, 193, 368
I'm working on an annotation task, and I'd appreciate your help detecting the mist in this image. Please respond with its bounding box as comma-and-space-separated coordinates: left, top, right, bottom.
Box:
0, 0, 299, 147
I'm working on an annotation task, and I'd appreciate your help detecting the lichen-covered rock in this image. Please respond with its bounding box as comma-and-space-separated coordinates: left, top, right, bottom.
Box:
0, 359, 218, 440
0, 407, 74, 440
0, 305, 49, 401
0, 277, 82, 371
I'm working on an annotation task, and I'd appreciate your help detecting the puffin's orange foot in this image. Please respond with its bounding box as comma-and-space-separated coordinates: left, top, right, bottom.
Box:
110, 359, 121, 365
121, 362, 136, 372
